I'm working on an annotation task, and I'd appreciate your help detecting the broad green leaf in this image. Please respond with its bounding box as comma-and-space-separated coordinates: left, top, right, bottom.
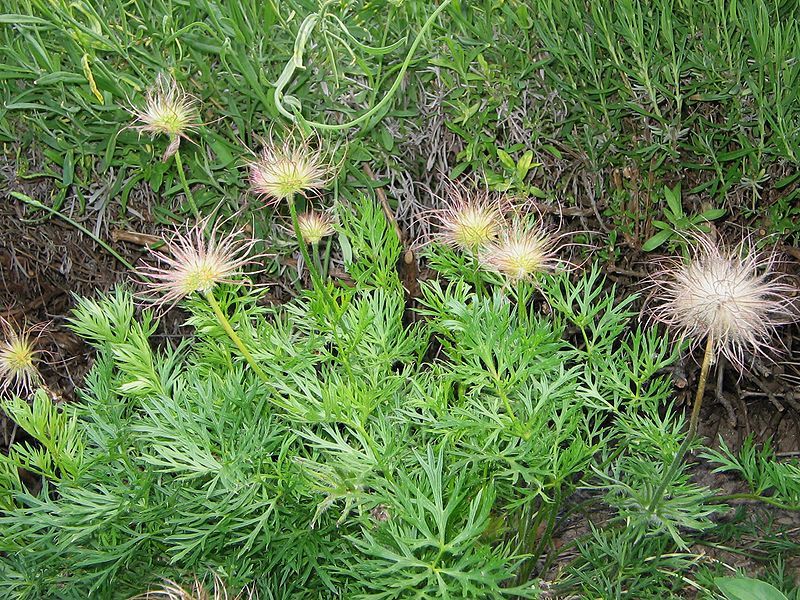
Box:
715, 576, 789, 600
516, 150, 535, 179
496, 149, 516, 170
699, 208, 727, 220
642, 228, 673, 251
664, 184, 683, 217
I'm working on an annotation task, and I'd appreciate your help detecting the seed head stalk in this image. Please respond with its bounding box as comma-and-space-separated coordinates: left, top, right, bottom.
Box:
173, 147, 200, 220
312, 241, 324, 278
648, 333, 714, 514
204, 291, 271, 386
496, 384, 521, 433
287, 194, 325, 291
286, 194, 356, 378
483, 349, 527, 438
515, 279, 532, 330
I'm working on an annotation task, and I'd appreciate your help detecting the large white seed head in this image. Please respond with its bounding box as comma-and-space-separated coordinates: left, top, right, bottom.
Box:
649, 233, 798, 369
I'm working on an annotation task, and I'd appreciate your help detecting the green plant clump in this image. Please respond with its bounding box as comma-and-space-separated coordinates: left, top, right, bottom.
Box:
0, 194, 727, 598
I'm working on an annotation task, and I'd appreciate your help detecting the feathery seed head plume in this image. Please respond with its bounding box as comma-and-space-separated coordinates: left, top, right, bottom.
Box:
432, 190, 502, 252
480, 217, 560, 281
296, 210, 336, 245
249, 136, 331, 205
647, 232, 798, 368
0, 318, 45, 398
131, 73, 200, 160
135, 219, 259, 310
136, 574, 255, 600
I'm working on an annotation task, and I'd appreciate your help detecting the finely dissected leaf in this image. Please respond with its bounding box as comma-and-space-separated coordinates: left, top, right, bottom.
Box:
0, 192, 702, 598
10, 2, 800, 595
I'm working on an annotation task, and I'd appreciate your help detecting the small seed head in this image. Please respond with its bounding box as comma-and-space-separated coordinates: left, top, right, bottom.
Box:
0, 318, 44, 397
250, 137, 330, 205
648, 233, 798, 368
296, 210, 335, 245
136, 219, 258, 310
433, 191, 502, 252
131, 74, 200, 159
480, 219, 559, 281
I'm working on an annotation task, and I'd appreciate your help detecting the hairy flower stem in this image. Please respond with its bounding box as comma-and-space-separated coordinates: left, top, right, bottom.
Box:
204, 291, 271, 385
493, 376, 529, 439
516, 280, 530, 329
312, 242, 324, 279
287, 195, 355, 378
472, 260, 485, 298
497, 385, 517, 424
531, 501, 559, 568
288, 195, 324, 289
173, 147, 200, 220
648, 334, 714, 513
322, 239, 333, 280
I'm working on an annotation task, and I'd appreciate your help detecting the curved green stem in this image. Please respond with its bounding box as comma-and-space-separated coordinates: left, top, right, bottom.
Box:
712, 492, 799, 511
493, 375, 528, 439
322, 237, 333, 281
516, 279, 530, 329
204, 290, 271, 385
496, 384, 518, 424
472, 256, 485, 297
12, 192, 135, 271
531, 503, 559, 565
482, 348, 522, 432
312, 241, 325, 280
278, 0, 453, 132
287, 196, 354, 377
647, 334, 715, 513
173, 146, 200, 220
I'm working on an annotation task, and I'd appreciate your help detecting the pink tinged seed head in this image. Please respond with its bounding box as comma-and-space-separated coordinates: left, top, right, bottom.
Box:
648, 233, 798, 369
249, 137, 331, 205
0, 318, 44, 398
432, 191, 503, 252
296, 210, 336, 245
136, 219, 259, 311
480, 219, 560, 281
131, 73, 200, 160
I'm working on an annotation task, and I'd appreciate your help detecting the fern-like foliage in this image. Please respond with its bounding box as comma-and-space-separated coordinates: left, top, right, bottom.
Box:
0, 196, 714, 599
703, 437, 800, 508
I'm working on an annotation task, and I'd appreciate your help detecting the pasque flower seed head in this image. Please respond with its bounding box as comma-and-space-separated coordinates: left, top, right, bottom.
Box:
249, 137, 331, 204
131, 73, 200, 160
135, 573, 254, 600
136, 219, 258, 310
433, 191, 502, 252
648, 233, 798, 368
296, 210, 336, 245
0, 317, 45, 397
480, 218, 560, 281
